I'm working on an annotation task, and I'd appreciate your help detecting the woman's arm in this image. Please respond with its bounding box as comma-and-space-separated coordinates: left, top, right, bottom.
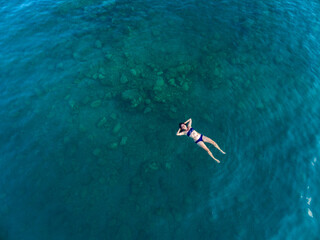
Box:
176, 129, 185, 136
184, 118, 191, 124
176, 128, 181, 136
186, 118, 192, 128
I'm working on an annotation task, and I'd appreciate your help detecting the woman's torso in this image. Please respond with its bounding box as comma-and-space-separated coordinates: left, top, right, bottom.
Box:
186, 127, 201, 141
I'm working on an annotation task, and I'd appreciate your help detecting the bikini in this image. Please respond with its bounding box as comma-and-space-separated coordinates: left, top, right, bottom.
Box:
186, 128, 203, 144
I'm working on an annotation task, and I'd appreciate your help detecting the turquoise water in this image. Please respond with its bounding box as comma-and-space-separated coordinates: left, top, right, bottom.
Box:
1, 0, 320, 239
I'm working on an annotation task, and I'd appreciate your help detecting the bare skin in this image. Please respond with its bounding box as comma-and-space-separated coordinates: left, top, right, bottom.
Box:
176, 118, 225, 163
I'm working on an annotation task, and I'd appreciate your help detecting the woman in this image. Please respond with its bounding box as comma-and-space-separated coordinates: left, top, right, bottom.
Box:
176, 118, 225, 163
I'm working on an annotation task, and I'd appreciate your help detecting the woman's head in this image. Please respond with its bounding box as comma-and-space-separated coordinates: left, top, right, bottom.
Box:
179, 122, 187, 131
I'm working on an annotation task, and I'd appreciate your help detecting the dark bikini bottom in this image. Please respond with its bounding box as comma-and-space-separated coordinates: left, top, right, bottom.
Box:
195, 134, 203, 144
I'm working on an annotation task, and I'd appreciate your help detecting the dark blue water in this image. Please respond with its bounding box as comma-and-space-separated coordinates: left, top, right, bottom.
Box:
0, 0, 319, 239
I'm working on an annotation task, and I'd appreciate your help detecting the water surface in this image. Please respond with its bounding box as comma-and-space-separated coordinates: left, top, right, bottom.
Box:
0, 0, 319, 239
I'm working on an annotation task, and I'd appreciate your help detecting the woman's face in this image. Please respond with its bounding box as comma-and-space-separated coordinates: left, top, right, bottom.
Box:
181, 124, 187, 130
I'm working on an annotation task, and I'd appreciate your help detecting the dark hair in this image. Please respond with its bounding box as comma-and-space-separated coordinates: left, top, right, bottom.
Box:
179, 122, 186, 132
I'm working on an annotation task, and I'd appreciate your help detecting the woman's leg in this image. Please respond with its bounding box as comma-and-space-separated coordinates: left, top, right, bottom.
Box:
203, 136, 225, 154
197, 141, 220, 163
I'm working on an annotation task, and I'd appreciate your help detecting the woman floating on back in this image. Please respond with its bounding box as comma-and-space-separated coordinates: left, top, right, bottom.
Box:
176, 118, 225, 163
